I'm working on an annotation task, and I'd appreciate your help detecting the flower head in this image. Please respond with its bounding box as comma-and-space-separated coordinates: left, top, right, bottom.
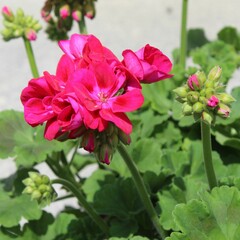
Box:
207, 95, 219, 108
187, 74, 201, 90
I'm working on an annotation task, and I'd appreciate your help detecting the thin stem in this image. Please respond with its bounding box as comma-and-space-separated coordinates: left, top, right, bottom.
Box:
117, 143, 166, 239
201, 121, 218, 190
78, 15, 88, 34
180, 0, 188, 69
52, 178, 109, 235
23, 37, 39, 78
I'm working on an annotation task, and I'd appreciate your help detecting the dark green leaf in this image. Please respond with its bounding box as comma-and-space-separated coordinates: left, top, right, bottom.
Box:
187, 28, 209, 52
218, 26, 240, 50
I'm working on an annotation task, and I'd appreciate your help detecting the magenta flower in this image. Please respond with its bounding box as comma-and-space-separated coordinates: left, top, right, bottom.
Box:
207, 95, 219, 108
187, 74, 200, 90
122, 44, 173, 83
68, 63, 144, 134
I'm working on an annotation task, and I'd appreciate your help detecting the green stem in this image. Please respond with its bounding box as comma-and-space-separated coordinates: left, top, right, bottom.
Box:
180, 0, 188, 69
117, 143, 166, 239
23, 37, 39, 78
201, 121, 218, 190
52, 178, 109, 235
78, 15, 88, 34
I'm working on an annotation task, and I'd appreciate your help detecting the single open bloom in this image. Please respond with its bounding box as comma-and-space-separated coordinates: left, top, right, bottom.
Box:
68, 62, 144, 134
122, 44, 173, 83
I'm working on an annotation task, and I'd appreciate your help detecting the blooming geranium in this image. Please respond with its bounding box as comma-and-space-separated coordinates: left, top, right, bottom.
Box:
21, 33, 172, 163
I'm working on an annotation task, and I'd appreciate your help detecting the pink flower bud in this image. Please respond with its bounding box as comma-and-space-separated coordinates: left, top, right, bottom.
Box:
187, 74, 201, 91
207, 95, 219, 108
25, 29, 37, 41
217, 103, 230, 118
72, 10, 81, 22
59, 5, 70, 20
85, 11, 94, 19
2, 6, 14, 21
81, 131, 95, 152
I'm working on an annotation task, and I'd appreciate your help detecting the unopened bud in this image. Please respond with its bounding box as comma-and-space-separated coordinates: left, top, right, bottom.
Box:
217, 103, 230, 118
193, 102, 204, 113
208, 66, 222, 82
84, 3, 95, 19
98, 144, 112, 165
59, 5, 70, 20
199, 96, 207, 104
25, 29, 37, 41
31, 190, 41, 200
41, 175, 50, 184
22, 186, 34, 194
72, 10, 82, 22
205, 88, 215, 98
187, 75, 201, 91
217, 93, 236, 104
81, 131, 95, 152
182, 103, 193, 116
2, 6, 14, 22
195, 71, 206, 85
108, 133, 119, 148
118, 129, 131, 145
22, 178, 35, 187
187, 91, 199, 103
173, 86, 188, 98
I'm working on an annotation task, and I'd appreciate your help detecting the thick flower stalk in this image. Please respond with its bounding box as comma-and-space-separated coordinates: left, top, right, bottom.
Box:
21, 33, 172, 164
174, 66, 235, 189
1, 6, 41, 41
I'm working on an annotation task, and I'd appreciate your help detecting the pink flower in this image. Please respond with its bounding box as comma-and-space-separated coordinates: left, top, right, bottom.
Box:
59, 5, 70, 19
25, 29, 37, 41
207, 95, 219, 108
187, 74, 200, 90
122, 44, 173, 83
217, 104, 230, 118
2, 6, 14, 21
68, 63, 144, 134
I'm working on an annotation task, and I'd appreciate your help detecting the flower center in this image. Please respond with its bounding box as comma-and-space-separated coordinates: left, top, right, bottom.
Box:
98, 92, 108, 102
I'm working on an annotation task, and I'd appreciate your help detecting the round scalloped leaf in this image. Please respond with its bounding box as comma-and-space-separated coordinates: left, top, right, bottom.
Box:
172, 186, 240, 240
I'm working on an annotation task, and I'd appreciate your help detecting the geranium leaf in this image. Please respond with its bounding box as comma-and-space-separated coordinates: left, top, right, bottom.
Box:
172, 186, 240, 240
218, 26, 240, 50
0, 185, 42, 227
187, 28, 209, 52
93, 178, 144, 220
0, 110, 71, 167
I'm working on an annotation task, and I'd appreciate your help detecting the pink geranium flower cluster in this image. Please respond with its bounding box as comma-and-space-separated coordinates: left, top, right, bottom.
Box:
21, 34, 172, 163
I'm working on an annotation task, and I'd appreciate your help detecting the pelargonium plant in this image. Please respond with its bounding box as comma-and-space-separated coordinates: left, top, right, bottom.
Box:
0, 2, 240, 240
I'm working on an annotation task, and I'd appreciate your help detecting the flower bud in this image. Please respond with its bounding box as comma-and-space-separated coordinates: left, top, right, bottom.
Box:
202, 111, 213, 125
84, 3, 95, 19
22, 186, 34, 194
207, 95, 219, 108
31, 190, 42, 200
59, 5, 70, 20
187, 75, 201, 91
208, 66, 222, 82
2, 6, 14, 22
41, 175, 50, 184
205, 88, 215, 98
25, 29, 37, 41
81, 131, 95, 152
108, 133, 119, 148
72, 10, 82, 22
217, 103, 230, 118
195, 71, 206, 85
118, 129, 131, 145
98, 144, 112, 165
199, 96, 207, 104
173, 86, 188, 98
182, 103, 193, 116
217, 93, 236, 104
193, 102, 204, 113
187, 91, 199, 103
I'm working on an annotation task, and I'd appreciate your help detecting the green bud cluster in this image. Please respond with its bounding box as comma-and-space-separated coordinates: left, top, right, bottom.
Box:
81, 123, 130, 164
173, 66, 236, 125
22, 172, 57, 206
1, 7, 42, 41
42, 0, 97, 41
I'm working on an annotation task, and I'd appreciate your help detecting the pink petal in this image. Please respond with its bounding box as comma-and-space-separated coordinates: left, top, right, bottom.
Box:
111, 89, 144, 112
58, 40, 73, 59
44, 118, 61, 140
100, 109, 132, 134
122, 49, 144, 80
69, 34, 89, 59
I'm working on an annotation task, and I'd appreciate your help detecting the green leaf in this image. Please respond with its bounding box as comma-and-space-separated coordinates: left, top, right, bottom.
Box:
93, 178, 144, 220
191, 40, 240, 83
109, 237, 150, 240
0, 110, 70, 167
187, 28, 209, 52
82, 169, 116, 202
19, 212, 76, 240
0, 186, 42, 227
172, 186, 240, 240
166, 232, 189, 240
110, 219, 138, 238
218, 26, 240, 50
